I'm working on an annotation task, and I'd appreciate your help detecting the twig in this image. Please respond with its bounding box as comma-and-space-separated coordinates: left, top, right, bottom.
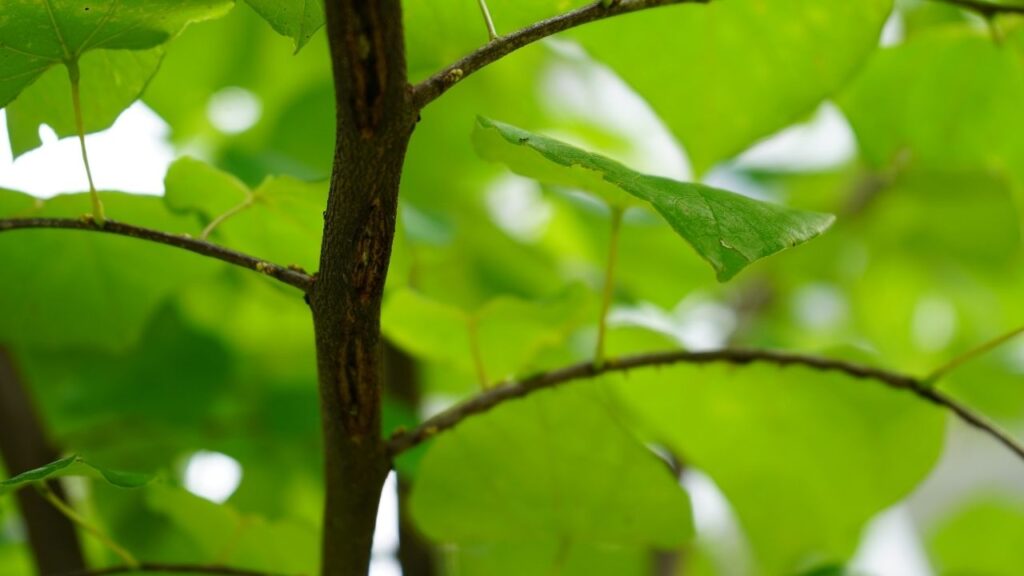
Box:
933, 0, 1024, 16
926, 325, 1024, 384
37, 484, 138, 569
411, 0, 710, 109
387, 348, 1024, 462
0, 217, 314, 291
476, 0, 499, 41
57, 564, 291, 576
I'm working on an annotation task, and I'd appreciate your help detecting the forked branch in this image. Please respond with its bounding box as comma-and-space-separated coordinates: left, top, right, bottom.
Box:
411, 0, 711, 109
388, 348, 1024, 461
0, 218, 314, 291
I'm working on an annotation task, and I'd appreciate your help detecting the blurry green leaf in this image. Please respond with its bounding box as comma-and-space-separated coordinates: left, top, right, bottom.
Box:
451, 541, 650, 576
244, 0, 324, 52
573, 0, 892, 173
0, 189, 219, 350
5, 48, 162, 158
474, 117, 835, 281
382, 284, 592, 383
164, 156, 327, 271
611, 362, 945, 573
146, 484, 317, 573
928, 497, 1024, 576
840, 27, 1024, 177
410, 386, 692, 548
0, 455, 150, 496
403, 0, 590, 79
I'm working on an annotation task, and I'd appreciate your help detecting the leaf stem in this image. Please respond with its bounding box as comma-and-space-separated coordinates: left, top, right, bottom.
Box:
67, 61, 104, 225
595, 207, 624, 367
36, 483, 139, 569
925, 325, 1024, 385
476, 0, 499, 41
201, 195, 255, 240
467, 315, 491, 388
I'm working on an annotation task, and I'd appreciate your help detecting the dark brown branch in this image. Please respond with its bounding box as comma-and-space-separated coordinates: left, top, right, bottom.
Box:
411, 0, 710, 109
0, 347, 86, 575
58, 563, 286, 576
388, 348, 1024, 462
0, 218, 314, 291
934, 0, 1024, 16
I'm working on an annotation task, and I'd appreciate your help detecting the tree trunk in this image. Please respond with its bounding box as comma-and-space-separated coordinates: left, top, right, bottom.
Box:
0, 347, 86, 575
313, 1, 414, 574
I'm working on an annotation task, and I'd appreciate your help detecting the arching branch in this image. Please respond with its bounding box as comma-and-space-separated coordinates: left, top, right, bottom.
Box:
934, 0, 1024, 16
0, 218, 314, 291
387, 348, 1024, 461
411, 0, 711, 110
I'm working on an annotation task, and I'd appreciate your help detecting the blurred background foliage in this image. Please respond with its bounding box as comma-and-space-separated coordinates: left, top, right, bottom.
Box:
2, 0, 1024, 574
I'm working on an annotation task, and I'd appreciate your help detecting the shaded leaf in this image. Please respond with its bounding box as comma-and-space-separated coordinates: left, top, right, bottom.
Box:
410, 386, 693, 548
244, 0, 325, 52
0, 189, 219, 350
474, 117, 835, 281
0, 455, 150, 495
610, 361, 945, 573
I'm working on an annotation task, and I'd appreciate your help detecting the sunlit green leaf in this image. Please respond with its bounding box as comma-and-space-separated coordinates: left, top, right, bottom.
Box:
5, 48, 162, 157
382, 284, 592, 383
164, 156, 326, 271
573, 0, 893, 173
0, 0, 232, 121
928, 498, 1024, 576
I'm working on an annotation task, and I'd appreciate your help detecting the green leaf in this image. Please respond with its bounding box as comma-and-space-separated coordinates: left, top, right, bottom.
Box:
243, 0, 324, 52
610, 361, 945, 573
145, 484, 317, 573
5, 48, 162, 157
0, 188, 219, 350
572, 0, 893, 173
928, 498, 1024, 576
473, 117, 835, 281
410, 386, 693, 548
163, 156, 327, 272
382, 284, 592, 384
0, 0, 232, 107
839, 27, 1024, 177
0, 455, 150, 496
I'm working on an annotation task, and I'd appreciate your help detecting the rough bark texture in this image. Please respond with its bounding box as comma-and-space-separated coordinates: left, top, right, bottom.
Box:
0, 347, 86, 575
312, 1, 415, 574
384, 343, 439, 576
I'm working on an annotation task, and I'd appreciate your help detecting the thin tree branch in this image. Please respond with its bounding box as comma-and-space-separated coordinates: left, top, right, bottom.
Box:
933, 0, 1024, 16
58, 564, 289, 576
388, 348, 1024, 462
0, 218, 314, 291
410, 0, 710, 110
926, 325, 1024, 384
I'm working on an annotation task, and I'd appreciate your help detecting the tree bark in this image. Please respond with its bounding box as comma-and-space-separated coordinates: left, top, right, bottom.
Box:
0, 347, 86, 575
312, 1, 415, 575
